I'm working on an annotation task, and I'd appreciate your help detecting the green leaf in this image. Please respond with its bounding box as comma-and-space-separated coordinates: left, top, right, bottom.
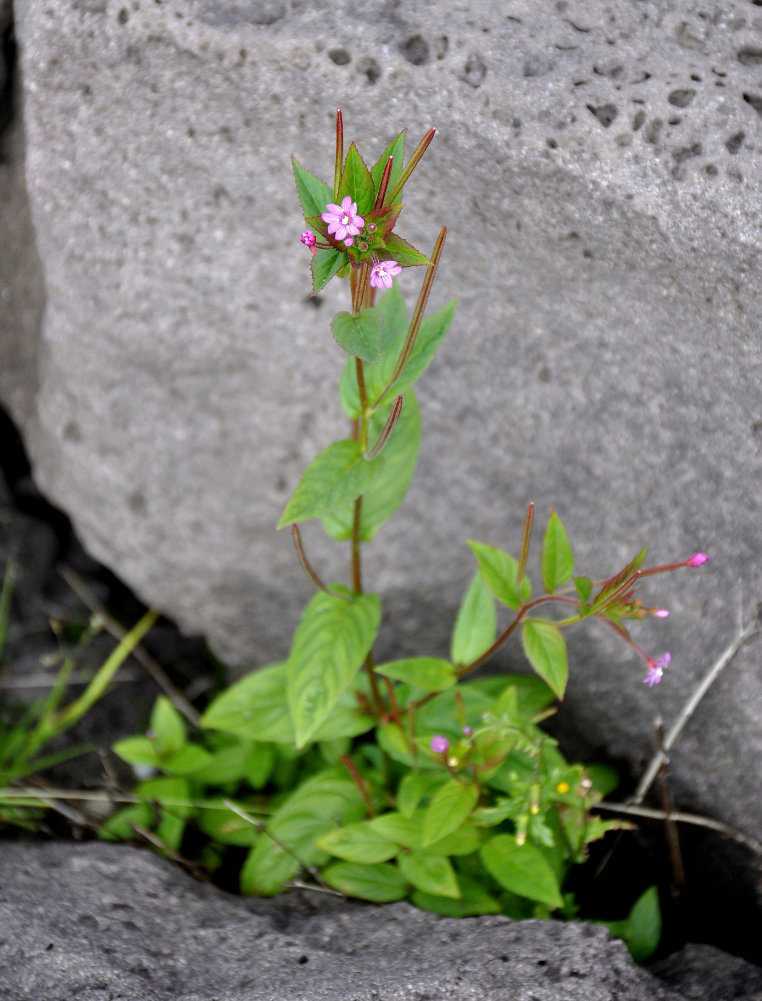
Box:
541, 510, 574, 594
370, 131, 405, 203
377, 282, 409, 350
598, 886, 662, 963
481, 835, 563, 910
337, 142, 376, 216
316, 823, 399, 864
574, 576, 593, 612
323, 391, 421, 542
368, 811, 425, 849
521, 620, 568, 699
311, 246, 347, 295
240, 835, 297, 895
376, 657, 456, 692
591, 547, 648, 610
423, 780, 480, 847
412, 874, 502, 917
162, 744, 214, 776
292, 156, 332, 217
397, 852, 460, 899
197, 802, 262, 847
278, 439, 384, 528
331, 309, 383, 363
397, 773, 428, 818
468, 541, 521, 609
288, 590, 381, 747
321, 861, 409, 902
451, 572, 497, 666
383, 232, 431, 267
201, 663, 293, 742
150, 696, 186, 756
339, 298, 455, 417
112, 735, 161, 769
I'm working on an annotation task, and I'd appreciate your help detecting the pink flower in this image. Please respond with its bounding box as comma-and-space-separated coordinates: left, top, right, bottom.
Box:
430, 735, 450, 754
300, 229, 317, 257
686, 552, 710, 567
370, 260, 402, 289
652, 608, 670, 619
643, 652, 671, 687
321, 196, 364, 242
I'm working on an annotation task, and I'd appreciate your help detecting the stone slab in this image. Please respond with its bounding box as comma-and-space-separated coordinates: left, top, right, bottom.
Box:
0, 840, 715, 1001
4, 0, 762, 898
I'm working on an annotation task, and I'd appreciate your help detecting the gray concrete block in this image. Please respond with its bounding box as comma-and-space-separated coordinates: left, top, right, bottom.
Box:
6, 0, 762, 858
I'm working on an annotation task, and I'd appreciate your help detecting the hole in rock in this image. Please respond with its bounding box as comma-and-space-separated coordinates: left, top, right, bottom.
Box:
327, 48, 351, 66
742, 91, 762, 116
668, 88, 696, 107
399, 34, 429, 66
726, 131, 745, 154
586, 103, 618, 127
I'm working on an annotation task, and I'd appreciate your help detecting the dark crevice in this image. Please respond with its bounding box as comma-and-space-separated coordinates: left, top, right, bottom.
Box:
0, 3, 17, 163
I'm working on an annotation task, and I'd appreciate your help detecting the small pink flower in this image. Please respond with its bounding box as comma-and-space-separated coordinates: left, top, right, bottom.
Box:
686, 552, 710, 567
430, 735, 450, 754
344, 237, 354, 247
652, 608, 670, 619
300, 229, 317, 257
370, 260, 402, 289
643, 652, 671, 687
321, 196, 364, 242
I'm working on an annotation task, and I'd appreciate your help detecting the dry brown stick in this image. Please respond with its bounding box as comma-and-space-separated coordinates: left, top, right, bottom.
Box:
59, 566, 200, 726
596, 801, 762, 856
631, 600, 759, 806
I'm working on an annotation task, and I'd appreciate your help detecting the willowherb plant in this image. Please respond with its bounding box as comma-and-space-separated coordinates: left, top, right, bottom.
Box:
104, 113, 708, 945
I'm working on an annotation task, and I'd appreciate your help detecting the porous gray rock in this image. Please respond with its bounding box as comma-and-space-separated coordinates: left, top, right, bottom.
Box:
4, 0, 762, 922
0, 839, 739, 1001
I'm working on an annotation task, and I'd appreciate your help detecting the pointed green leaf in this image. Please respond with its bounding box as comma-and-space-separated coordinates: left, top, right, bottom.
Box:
316, 823, 399, 864
574, 576, 593, 614
162, 744, 213, 775
288, 590, 381, 747
597, 886, 662, 963
383, 232, 430, 266
467, 541, 521, 609
337, 142, 375, 215
397, 852, 461, 899
111, 735, 161, 769
481, 835, 563, 909
591, 547, 648, 610
451, 572, 497, 666
368, 811, 425, 849
200, 663, 293, 742
278, 439, 384, 528
377, 282, 409, 350
397, 773, 428, 818
198, 802, 262, 847
376, 657, 456, 692
423, 780, 480, 847
370, 131, 405, 202
150, 696, 186, 756
292, 156, 332, 217
412, 874, 502, 917
240, 835, 297, 895
323, 390, 421, 542
521, 620, 568, 699
331, 309, 383, 362
311, 246, 347, 294
321, 861, 408, 902
541, 511, 574, 593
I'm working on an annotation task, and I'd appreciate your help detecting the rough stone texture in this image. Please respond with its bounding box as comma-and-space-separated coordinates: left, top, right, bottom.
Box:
0, 839, 753, 1001
652, 943, 762, 1000
4, 0, 762, 919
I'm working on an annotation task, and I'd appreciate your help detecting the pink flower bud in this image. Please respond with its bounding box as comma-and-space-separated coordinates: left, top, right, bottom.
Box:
686, 552, 710, 567
652, 608, 670, 618
300, 229, 317, 257
430, 735, 450, 754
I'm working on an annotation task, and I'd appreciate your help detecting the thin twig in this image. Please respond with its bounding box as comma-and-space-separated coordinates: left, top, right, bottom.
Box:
596, 801, 762, 857
654, 718, 685, 895
631, 601, 760, 805
59, 566, 200, 727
